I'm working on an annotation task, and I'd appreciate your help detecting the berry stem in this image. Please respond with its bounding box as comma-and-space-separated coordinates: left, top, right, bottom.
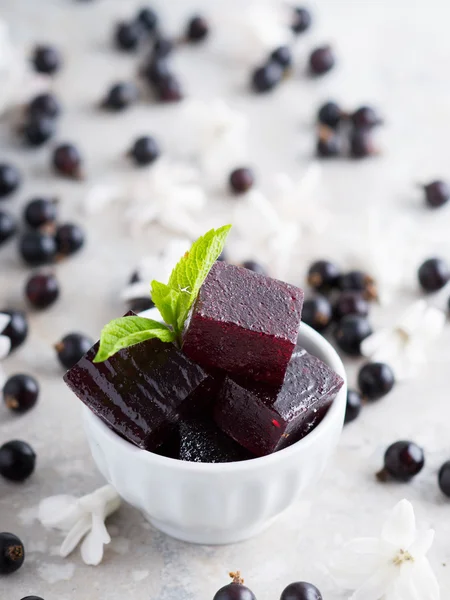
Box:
376, 467, 389, 482
229, 571, 244, 585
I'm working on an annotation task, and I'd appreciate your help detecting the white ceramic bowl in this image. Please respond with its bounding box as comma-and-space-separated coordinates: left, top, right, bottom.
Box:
82, 318, 347, 545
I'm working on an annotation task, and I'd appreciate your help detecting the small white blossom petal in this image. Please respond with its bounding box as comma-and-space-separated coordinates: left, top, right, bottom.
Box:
80, 514, 111, 566
0, 312, 11, 332
407, 557, 441, 600
331, 538, 386, 590
0, 335, 11, 360
409, 529, 435, 558
350, 565, 398, 600
38, 495, 83, 530
60, 515, 92, 558
381, 499, 416, 548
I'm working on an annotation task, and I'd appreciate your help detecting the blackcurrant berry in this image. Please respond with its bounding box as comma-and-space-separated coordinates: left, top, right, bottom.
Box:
19, 231, 57, 266
213, 572, 257, 600
0, 532, 25, 575
358, 362, 395, 401
229, 168, 255, 194
129, 136, 160, 166
141, 58, 171, 87
101, 82, 138, 111
0, 309, 28, 352
351, 106, 382, 129
334, 315, 372, 356
349, 128, 377, 158
55, 333, 93, 369
270, 46, 292, 71
0, 163, 21, 198
378, 441, 424, 482
25, 272, 60, 309
316, 129, 342, 157
0, 210, 17, 246
438, 461, 450, 497
302, 296, 332, 332
129, 297, 155, 313
152, 36, 174, 59
309, 45, 335, 75
21, 597, 44, 600
52, 143, 83, 179
156, 74, 183, 102
115, 21, 142, 51
338, 270, 377, 301
333, 291, 369, 320
136, 7, 158, 33
418, 258, 450, 292
344, 390, 362, 424
55, 223, 85, 257
3, 374, 39, 413
23, 197, 58, 230
242, 260, 266, 275
251, 61, 283, 93
280, 581, 322, 600
317, 101, 342, 128
186, 15, 209, 43
0, 440, 36, 482
27, 92, 61, 119
291, 7, 312, 34
307, 260, 340, 293
23, 116, 56, 146
423, 180, 449, 208
32, 45, 61, 75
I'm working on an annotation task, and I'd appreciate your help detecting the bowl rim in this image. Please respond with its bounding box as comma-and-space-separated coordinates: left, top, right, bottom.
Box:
83, 319, 347, 473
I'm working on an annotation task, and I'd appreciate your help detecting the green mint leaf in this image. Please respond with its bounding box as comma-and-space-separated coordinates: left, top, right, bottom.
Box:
168, 225, 231, 330
150, 280, 181, 331
93, 316, 176, 363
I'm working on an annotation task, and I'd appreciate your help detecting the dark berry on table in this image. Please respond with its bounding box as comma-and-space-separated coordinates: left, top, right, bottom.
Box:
27, 92, 61, 119
309, 45, 335, 75
0, 440, 36, 482
186, 15, 209, 43
229, 167, 255, 194
316, 128, 342, 157
156, 74, 183, 102
129, 297, 155, 313
20, 597, 45, 600
270, 46, 292, 71
438, 461, 450, 497
423, 180, 450, 208
23, 197, 58, 230
25, 273, 60, 309
55, 333, 94, 369
339, 270, 377, 301
101, 82, 138, 111
136, 6, 158, 33
242, 260, 266, 275
302, 296, 332, 332
0, 163, 21, 198
358, 362, 395, 401
334, 314, 373, 356
317, 101, 343, 128
280, 581, 323, 600
22, 116, 56, 147
307, 260, 340, 293
333, 291, 369, 320
418, 257, 450, 292
115, 21, 142, 51
291, 7, 312, 34
129, 136, 160, 166
153, 36, 174, 58
32, 45, 61, 75
55, 223, 85, 257
351, 106, 382, 129
0, 210, 16, 246
213, 572, 257, 600
349, 127, 377, 158
129, 270, 141, 284
344, 389, 362, 424
377, 441, 425, 482
251, 61, 283, 93
141, 58, 171, 87
52, 143, 83, 179
0, 532, 25, 575
19, 231, 57, 266
3, 374, 39, 413
0, 310, 28, 352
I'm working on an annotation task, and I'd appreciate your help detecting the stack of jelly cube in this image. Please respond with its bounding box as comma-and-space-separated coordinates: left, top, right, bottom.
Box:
65, 261, 344, 462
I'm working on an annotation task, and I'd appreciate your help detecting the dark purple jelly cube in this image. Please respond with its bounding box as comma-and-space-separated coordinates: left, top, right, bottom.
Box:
64, 333, 210, 451
179, 418, 254, 463
214, 348, 344, 457
182, 261, 304, 385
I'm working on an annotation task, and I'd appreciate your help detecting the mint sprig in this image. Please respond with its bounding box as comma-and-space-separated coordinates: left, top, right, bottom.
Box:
94, 225, 231, 362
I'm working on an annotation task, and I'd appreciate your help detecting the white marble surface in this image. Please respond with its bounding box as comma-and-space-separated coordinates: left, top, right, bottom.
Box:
0, 0, 450, 598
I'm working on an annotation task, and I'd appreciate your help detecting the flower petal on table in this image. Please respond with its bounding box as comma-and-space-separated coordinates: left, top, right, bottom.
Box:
381, 499, 416, 548
38, 495, 83, 530
0, 334, 11, 360
60, 514, 91, 557
80, 514, 111, 566
350, 564, 398, 600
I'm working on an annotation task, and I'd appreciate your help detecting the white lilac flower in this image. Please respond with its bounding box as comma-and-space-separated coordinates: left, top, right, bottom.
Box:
0, 312, 11, 394
361, 300, 446, 381
38, 485, 121, 566
332, 499, 440, 600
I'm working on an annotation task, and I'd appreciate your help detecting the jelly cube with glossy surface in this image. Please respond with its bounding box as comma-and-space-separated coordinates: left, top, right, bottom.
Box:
214, 348, 344, 457
182, 261, 304, 385
64, 335, 209, 451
